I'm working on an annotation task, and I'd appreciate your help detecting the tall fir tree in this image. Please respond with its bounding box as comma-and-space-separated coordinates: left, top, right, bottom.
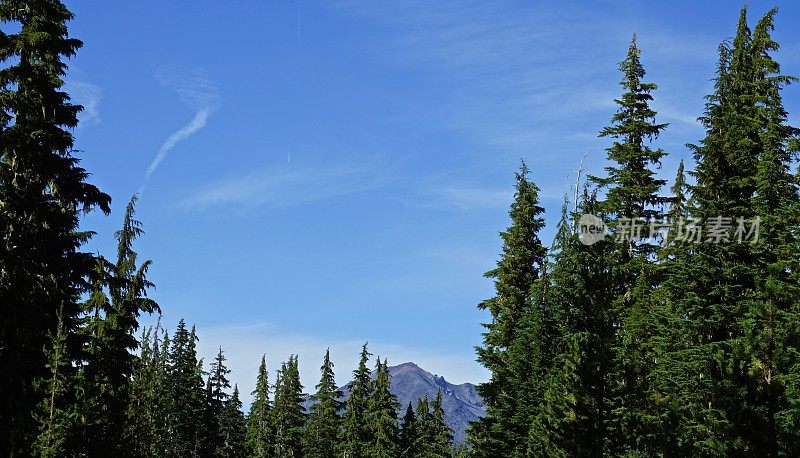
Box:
217, 385, 247, 458
658, 6, 800, 454
665, 8, 798, 455
272, 356, 305, 457
165, 321, 206, 457
340, 343, 373, 458
428, 390, 454, 457
412, 396, 432, 457
246, 355, 274, 457
204, 346, 233, 455
127, 326, 169, 458
305, 349, 344, 458
31, 306, 73, 458
748, 8, 800, 452
366, 359, 399, 458
588, 35, 669, 454
74, 195, 159, 456
469, 161, 548, 457
527, 191, 616, 456
399, 402, 418, 458
403, 393, 452, 458
0, 0, 110, 453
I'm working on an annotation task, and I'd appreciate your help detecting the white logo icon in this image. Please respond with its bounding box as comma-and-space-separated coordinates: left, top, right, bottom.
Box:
578, 214, 607, 245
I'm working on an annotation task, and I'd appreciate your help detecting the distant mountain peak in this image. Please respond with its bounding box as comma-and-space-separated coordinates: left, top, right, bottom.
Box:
341, 362, 485, 444
304, 361, 484, 444
392, 361, 421, 372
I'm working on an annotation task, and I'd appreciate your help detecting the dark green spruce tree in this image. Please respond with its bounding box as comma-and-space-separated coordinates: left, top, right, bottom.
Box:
659, 7, 800, 455
652, 7, 789, 455
204, 346, 232, 455
748, 8, 800, 452
165, 321, 206, 457
127, 326, 170, 458
469, 161, 548, 457
366, 359, 399, 458
0, 0, 110, 453
588, 34, 668, 454
340, 343, 373, 458
399, 403, 418, 458
412, 396, 432, 457
31, 307, 73, 458
246, 355, 274, 457
75, 195, 159, 456
217, 385, 247, 458
272, 356, 305, 457
527, 191, 616, 456
305, 349, 344, 458
428, 390, 454, 457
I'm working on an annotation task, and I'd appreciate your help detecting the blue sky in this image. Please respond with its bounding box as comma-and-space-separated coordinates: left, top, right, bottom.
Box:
66, 1, 799, 399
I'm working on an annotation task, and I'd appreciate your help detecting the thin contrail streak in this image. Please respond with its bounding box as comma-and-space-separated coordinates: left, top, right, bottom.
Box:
140, 108, 212, 194
139, 68, 220, 195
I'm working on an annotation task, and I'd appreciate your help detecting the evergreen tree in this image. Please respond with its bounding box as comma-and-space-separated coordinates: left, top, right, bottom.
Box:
412, 396, 432, 457
404, 393, 452, 457
73, 258, 114, 454
165, 321, 206, 457
127, 326, 169, 458
527, 191, 616, 456
429, 390, 454, 457
204, 346, 232, 455
340, 343, 373, 458
0, 1, 111, 452
32, 306, 74, 458
651, 7, 799, 455
305, 349, 344, 458
75, 195, 159, 456
108, 195, 159, 372
590, 34, 668, 222
660, 160, 688, 259
273, 356, 305, 457
469, 161, 548, 457
217, 385, 247, 458
366, 359, 399, 458
399, 403, 417, 458
588, 35, 669, 454
748, 9, 800, 452
154, 330, 173, 456
246, 355, 274, 457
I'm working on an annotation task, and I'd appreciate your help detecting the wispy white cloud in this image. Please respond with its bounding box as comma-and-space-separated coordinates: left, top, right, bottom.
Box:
66, 81, 103, 126
196, 322, 487, 407
331, 1, 721, 162
140, 67, 221, 193
330, 2, 629, 153
182, 155, 390, 210
417, 186, 512, 211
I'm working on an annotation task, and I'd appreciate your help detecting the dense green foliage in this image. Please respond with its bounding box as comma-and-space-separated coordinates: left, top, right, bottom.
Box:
398, 391, 453, 458
470, 161, 548, 457
245, 356, 274, 457
304, 349, 343, 458
340, 343, 374, 457
0, 0, 111, 453
470, 5, 800, 457
3, 1, 800, 457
